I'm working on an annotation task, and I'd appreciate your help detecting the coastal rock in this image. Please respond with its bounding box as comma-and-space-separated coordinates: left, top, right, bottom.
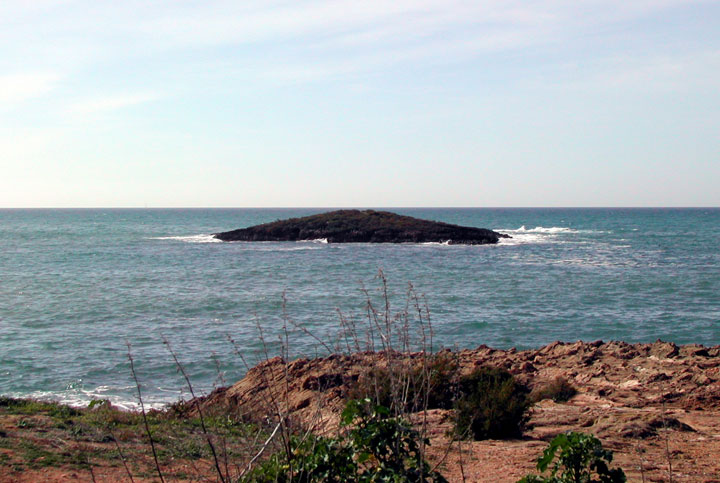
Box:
649, 340, 679, 358
592, 412, 695, 439
190, 340, 720, 429
214, 210, 509, 244
182, 340, 720, 481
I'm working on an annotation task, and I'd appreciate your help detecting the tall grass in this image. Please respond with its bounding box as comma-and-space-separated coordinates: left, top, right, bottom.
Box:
114, 270, 529, 480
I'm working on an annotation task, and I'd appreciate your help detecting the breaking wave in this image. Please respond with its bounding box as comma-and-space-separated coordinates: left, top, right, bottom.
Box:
150, 234, 222, 243
8, 386, 175, 410
500, 226, 578, 234
495, 225, 598, 245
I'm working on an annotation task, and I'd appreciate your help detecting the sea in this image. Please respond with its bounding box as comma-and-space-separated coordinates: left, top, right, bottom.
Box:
1, 208, 719, 409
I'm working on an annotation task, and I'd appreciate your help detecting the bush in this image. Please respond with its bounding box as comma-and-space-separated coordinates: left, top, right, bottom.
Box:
347, 352, 459, 413
454, 367, 530, 440
245, 434, 356, 482
531, 377, 577, 403
245, 399, 447, 482
519, 432, 626, 483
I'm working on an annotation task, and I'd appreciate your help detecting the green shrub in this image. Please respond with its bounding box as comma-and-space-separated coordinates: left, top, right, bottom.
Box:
454, 367, 530, 440
246, 434, 356, 482
519, 432, 626, 483
342, 399, 445, 481
245, 399, 447, 482
531, 378, 577, 403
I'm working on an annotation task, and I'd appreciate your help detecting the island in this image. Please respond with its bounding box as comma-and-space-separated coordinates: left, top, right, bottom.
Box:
213, 209, 510, 244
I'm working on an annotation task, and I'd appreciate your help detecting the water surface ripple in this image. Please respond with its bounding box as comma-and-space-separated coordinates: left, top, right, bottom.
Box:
1, 208, 718, 407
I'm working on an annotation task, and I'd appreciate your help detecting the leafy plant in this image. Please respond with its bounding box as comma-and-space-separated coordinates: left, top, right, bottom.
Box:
454, 367, 530, 440
519, 432, 626, 483
245, 399, 447, 482
87, 398, 111, 410
343, 399, 446, 481
245, 434, 356, 482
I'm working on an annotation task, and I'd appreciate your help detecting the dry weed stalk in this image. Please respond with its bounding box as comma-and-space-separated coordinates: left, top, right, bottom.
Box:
231, 269, 453, 478
661, 396, 674, 483
109, 429, 135, 483
163, 336, 227, 483
126, 341, 165, 483
124, 271, 453, 480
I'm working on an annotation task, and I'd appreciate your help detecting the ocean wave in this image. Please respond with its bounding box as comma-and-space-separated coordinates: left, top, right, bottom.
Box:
246, 245, 324, 252
150, 234, 221, 243
495, 225, 605, 245
497, 233, 548, 245
499, 225, 578, 234
6, 387, 173, 411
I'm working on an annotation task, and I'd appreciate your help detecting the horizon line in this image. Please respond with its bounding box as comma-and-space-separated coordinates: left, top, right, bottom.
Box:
1, 206, 718, 210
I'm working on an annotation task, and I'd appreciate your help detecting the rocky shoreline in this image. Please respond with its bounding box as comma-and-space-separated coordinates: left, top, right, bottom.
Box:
3, 340, 720, 481
194, 340, 720, 481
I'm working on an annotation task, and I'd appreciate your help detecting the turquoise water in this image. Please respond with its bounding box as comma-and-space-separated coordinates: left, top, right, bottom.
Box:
1, 208, 719, 408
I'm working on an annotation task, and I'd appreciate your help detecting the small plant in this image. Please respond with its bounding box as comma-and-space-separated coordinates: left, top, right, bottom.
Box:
246, 433, 356, 482
531, 377, 577, 403
87, 398, 111, 410
454, 367, 530, 440
245, 399, 447, 482
342, 399, 445, 481
519, 432, 626, 483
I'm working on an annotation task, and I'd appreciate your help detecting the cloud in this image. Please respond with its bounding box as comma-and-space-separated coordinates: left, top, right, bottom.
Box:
542, 50, 720, 93
603, 52, 720, 90
118, 0, 715, 90
1, 0, 715, 91
124, 0, 710, 59
68, 93, 159, 114
0, 73, 60, 104
1, 0, 717, 106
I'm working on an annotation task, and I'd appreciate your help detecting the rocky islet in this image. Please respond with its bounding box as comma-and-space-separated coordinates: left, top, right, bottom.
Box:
214, 209, 510, 244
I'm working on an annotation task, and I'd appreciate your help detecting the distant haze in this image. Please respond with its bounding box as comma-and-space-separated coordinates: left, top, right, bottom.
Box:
1, 1, 719, 207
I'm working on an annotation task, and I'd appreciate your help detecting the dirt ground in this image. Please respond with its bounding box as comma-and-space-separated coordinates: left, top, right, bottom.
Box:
3, 340, 720, 481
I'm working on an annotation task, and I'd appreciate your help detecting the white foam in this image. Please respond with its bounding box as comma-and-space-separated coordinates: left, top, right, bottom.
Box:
6, 389, 170, 411
309, 238, 328, 244
497, 233, 547, 245
493, 224, 604, 245
150, 234, 222, 243
499, 226, 578, 234
254, 246, 323, 252
420, 240, 452, 246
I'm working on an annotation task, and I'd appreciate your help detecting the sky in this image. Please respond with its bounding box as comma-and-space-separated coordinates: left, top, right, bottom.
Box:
1, 0, 719, 207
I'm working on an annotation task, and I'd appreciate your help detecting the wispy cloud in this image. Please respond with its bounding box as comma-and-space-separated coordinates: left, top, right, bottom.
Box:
68, 93, 159, 115
541, 50, 720, 93
0, 73, 60, 104
1, 0, 714, 90
1, 1, 718, 207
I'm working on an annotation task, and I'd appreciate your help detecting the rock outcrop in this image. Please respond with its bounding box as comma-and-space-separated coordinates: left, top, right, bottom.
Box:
184, 340, 720, 481
193, 340, 720, 426
214, 210, 509, 244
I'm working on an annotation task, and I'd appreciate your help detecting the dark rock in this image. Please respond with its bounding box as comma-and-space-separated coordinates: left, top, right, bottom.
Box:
302, 373, 349, 390
214, 210, 509, 244
679, 345, 710, 358
645, 372, 671, 383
